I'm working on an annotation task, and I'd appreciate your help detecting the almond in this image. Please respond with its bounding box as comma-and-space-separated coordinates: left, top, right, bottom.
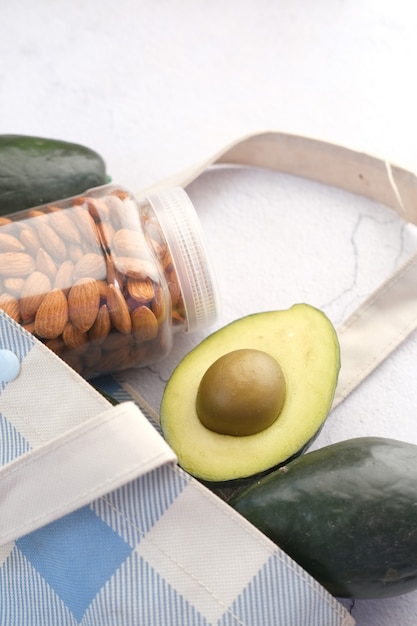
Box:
82, 344, 102, 369
54, 260, 74, 292
89, 303, 111, 343
20, 271, 52, 323
28, 209, 46, 219
151, 240, 172, 270
96, 280, 109, 299
110, 188, 130, 201
34, 288, 68, 339
36, 248, 57, 280
95, 344, 132, 374
0, 232, 25, 253
0, 252, 36, 277
151, 285, 167, 324
36, 222, 67, 262
87, 197, 111, 223
119, 198, 144, 231
172, 297, 186, 326
166, 269, 181, 307
19, 227, 42, 256
62, 321, 88, 352
61, 350, 83, 374
71, 195, 89, 206
68, 277, 100, 333
22, 320, 35, 334
95, 220, 115, 251
3, 277, 25, 297
131, 305, 158, 342
44, 336, 65, 356
0, 292, 20, 322
102, 192, 135, 230
161, 246, 174, 271
48, 209, 82, 244
101, 330, 131, 351
107, 283, 132, 334
112, 228, 149, 258
127, 277, 155, 302
72, 207, 100, 249
73, 253, 106, 281
114, 256, 160, 282
68, 244, 84, 263
105, 255, 124, 286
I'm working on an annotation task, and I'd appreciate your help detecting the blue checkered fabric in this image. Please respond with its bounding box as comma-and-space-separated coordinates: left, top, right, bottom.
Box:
0, 310, 354, 626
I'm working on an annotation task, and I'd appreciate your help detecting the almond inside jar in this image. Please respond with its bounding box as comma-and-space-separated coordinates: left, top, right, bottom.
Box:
0, 186, 186, 378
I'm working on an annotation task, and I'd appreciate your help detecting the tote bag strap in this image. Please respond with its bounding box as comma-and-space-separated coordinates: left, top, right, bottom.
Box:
0, 312, 176, 544
140, 130, 417, 407
0, 400, 176, 545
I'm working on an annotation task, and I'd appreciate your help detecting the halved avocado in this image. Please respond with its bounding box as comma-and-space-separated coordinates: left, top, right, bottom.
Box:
160, 304, 340, 483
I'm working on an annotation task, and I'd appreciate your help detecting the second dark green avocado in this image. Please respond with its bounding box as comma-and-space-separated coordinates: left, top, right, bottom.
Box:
230, 436, 417, 599
0, 134, 107, 215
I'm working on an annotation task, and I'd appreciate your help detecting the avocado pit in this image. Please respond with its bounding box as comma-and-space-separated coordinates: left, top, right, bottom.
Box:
196, 348, 286, 436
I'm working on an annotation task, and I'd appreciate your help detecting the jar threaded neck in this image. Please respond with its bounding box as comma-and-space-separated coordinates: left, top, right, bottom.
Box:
143, 187, 218, 333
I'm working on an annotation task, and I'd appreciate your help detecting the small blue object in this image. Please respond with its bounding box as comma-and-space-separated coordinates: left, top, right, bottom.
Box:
0, 349, 20, 382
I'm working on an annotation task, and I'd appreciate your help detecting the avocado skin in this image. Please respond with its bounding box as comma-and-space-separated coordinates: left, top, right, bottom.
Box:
201, 428, 323, 499
230, 437, 417, 599
0, 135, 107, 215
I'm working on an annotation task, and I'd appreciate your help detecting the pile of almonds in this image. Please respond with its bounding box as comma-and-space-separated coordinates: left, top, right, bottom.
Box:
0, 187, 186, 377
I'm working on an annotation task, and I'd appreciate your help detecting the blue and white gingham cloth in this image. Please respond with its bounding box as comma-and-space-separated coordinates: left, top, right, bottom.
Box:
0, 310, 354, 626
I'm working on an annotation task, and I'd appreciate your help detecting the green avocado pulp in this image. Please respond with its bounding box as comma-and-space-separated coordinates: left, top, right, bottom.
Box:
160, 304, 340, 483
196, 349, 286, 436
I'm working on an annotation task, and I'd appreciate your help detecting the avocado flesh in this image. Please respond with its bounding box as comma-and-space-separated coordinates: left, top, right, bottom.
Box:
160, 304, 340, 483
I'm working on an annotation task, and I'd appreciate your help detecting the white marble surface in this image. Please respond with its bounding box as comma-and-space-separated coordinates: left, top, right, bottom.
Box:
2, 1, 417, 623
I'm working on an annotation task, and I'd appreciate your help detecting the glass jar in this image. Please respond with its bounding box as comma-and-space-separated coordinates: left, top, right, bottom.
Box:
0, 184, 218, 378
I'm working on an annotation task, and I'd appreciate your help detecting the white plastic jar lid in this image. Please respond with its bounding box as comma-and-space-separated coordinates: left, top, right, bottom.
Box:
145, 187, 218, 333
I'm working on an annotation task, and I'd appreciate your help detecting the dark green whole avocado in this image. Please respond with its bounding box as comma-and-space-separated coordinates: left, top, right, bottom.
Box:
0, 135, 107, 215
230, 436, 417, 599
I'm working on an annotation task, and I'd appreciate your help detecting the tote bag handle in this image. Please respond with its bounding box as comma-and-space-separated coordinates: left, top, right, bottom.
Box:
139, 130, 417, 407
